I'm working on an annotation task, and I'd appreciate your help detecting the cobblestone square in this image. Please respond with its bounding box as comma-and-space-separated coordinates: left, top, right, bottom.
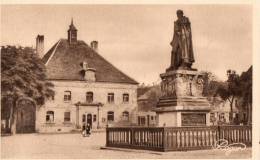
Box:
1, 132, 251, 159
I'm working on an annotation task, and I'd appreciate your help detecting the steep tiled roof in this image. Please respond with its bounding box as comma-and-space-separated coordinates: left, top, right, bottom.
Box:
42, 39, 138, 84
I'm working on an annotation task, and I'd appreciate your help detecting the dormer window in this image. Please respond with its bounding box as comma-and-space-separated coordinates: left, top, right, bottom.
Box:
81, 61, 96, 82
83, 61, 88, 70
84, 68, 96, 82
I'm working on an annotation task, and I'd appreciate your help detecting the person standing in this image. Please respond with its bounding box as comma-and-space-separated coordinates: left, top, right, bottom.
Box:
85, 123, 91, 137
82, 122, 86, 137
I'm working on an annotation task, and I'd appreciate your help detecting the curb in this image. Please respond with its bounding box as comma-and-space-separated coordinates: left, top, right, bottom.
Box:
100, 146, 164, 155
36, 130, 105, 135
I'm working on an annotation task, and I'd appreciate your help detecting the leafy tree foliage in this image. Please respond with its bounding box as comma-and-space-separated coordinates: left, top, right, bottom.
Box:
216, 70, 244, 123
200, 68, 252, 125
201, 71, 221, 97
1, 46, 54, 134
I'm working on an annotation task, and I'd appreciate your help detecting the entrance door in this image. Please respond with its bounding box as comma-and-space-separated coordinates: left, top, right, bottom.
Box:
16, 100, 35, 133
87, 114, 92, 128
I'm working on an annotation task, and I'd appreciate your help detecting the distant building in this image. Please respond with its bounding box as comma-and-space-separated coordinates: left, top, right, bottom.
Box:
209, 96, 246, 125
136, 85, 161, 126
209, 66, 252, 126
35, 20, 138, 133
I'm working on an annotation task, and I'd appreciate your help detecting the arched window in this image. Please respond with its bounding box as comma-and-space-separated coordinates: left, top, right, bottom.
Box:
64, 91, 71, 101
46, 111, 54, 123
122, 111, 129, 121
107, 111, 114, 121
123, 93, 129, 103
86, 92, 93, 103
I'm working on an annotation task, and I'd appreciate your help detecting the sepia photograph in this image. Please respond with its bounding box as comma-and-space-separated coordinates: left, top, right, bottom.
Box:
1, 1, 259, 159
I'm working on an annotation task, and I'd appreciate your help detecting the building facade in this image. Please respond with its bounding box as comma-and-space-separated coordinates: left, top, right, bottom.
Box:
136, 85, 160, 126
209, 96, 241, 125
36, 20, 138, 133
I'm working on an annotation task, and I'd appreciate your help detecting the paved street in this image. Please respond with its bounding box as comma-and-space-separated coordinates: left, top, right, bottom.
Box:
1, 132, 251, 159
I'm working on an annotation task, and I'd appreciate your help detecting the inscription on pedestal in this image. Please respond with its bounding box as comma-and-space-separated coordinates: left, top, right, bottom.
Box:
181, 113, 206, 126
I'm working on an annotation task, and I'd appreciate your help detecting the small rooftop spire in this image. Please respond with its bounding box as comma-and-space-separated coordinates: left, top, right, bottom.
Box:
68, 18, 77, 44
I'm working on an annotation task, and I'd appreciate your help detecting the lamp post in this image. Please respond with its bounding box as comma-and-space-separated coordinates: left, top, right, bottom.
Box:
97, 102, 103, 129
75, 102, 80, 129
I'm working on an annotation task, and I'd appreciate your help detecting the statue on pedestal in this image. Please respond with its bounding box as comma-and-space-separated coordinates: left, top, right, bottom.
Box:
168, 10, 195, 71
155, 10, 211, 127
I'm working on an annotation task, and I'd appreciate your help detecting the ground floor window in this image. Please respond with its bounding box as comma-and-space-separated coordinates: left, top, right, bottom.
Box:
243, 113, 247, 122
64, 112, 70, 122
46, 111, 54, 123
210, 113, 216, 123
107, 111, 114, 121
82, 114, 86, 122
219, 113, 226, 122
138, 116, 146, 126
93, 114, 97, 122
122, 111, 129, 121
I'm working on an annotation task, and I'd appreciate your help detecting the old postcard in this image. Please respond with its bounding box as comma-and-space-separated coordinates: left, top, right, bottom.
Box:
1, 0, 259, 159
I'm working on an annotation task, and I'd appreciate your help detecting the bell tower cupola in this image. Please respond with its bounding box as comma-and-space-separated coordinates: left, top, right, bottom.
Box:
67, 18, 77, 44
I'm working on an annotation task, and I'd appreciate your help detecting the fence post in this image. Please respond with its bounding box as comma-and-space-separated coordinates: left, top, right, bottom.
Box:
130, 127, 134, 145
163, 127, 167, 151
217, 125, 221, 143
106, 127, 109, 147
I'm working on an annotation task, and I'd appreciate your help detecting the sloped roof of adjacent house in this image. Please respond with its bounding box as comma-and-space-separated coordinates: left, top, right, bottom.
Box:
137, 85, 161, 101
137, 85, 161, 112
42, 39, 138, 84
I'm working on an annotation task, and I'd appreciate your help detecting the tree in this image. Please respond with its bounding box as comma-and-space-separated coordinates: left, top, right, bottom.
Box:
1, 45, 54, 134
239, 66, 252, 124
147, 85, 161, 109
217, 70, 242, 124
201, 71, 223, 97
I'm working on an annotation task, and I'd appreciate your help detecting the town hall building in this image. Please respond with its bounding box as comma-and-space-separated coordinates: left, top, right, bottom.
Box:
35, 20, 139, 133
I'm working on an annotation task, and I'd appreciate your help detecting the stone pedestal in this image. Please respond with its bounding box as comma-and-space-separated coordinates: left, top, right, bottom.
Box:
154, 69, 211, 127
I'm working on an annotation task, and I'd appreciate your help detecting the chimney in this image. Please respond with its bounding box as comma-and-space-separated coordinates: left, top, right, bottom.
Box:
36, 35, 44, 58
90, 41, 98, 52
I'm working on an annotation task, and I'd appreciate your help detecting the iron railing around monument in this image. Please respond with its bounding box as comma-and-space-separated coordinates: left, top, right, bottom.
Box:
106, 125, 252, 151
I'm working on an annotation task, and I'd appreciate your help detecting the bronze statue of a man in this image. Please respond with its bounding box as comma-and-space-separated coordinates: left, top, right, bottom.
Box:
168, 10, 195, 71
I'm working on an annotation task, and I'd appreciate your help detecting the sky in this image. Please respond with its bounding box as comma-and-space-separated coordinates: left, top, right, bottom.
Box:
1, 5, 252, 84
